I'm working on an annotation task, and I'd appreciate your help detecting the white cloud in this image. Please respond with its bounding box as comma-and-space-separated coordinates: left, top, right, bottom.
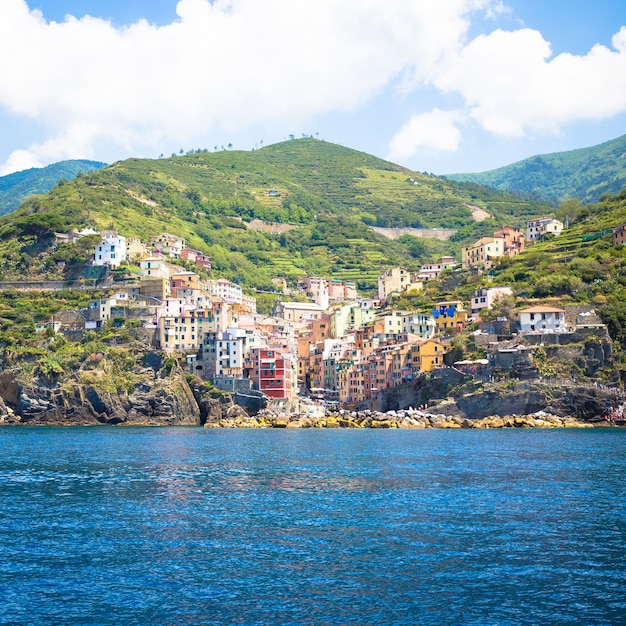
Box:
0, 0, 497, 172
388, 109, 463, 161
1, 150, 43, 174
434, 26, 626, 137
1, 0, 625, 174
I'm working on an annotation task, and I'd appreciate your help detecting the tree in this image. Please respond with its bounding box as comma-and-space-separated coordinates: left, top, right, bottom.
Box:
555, 196, 583, 226
479, 294, 516, 322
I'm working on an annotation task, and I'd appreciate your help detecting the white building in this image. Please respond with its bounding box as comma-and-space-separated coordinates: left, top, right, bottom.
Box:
471, 286, 513, 315
417, 256, 457, 281
273, 301, 325, 322
526, 218, 564, 241
206, 279, 243, 305
94, 231, 126, 268
518, 306, 566, 333
401, 312, 437, 338
156, 298, 197, 320
198, 331, 246, 379
150, 233, 185, 258
139, 257, 170, 278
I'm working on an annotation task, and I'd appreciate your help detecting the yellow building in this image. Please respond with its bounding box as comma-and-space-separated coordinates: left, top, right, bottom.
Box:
410, 338, 448, 374
432, 301, 468, 333
159, 309, 209, 352
462, 236, 505, 270
170, 271, 202, 292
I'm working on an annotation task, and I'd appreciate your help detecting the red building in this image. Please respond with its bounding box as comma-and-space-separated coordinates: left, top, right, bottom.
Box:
247, 348, 296, 399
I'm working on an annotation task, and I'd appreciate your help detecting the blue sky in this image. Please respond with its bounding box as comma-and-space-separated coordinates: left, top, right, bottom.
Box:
1, 0, 625, 176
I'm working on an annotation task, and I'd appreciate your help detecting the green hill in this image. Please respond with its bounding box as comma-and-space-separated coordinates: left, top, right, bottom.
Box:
0, 159, 107, 216
0, 139, 550, 291
469, 188, 626, 352
448, 134, 626, 204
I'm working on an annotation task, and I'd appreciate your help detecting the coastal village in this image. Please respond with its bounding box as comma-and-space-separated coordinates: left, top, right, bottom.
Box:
29, 211, 623, 424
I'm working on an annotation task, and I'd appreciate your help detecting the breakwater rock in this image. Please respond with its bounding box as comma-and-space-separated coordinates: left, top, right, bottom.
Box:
386, 371, 622, 423
249, 407, 593, 429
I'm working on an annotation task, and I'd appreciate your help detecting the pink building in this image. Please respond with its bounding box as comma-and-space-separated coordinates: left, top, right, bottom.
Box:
494, 226, 525, 257
181, 248, 212, 270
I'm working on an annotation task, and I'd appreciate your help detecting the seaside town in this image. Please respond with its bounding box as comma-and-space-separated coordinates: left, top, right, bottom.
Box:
31, 212, 623, 425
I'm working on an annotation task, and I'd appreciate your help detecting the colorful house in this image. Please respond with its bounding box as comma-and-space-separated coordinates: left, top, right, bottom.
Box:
247, 348, 297, 400
462, 236, 505, 270
432, 301, 468, 333
471, 287, 513, 315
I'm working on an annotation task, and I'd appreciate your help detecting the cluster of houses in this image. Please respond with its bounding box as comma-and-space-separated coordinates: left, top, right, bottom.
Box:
44, 229, 467, 405
43, 215, 612, 407
460, 218, 564, 272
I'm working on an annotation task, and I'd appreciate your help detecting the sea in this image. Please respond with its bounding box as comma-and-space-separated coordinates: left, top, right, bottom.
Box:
0, 427, 625, 626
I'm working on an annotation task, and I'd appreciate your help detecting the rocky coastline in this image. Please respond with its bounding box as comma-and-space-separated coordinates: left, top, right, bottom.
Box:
0, 366, 622, 429
234, 407, 596, 429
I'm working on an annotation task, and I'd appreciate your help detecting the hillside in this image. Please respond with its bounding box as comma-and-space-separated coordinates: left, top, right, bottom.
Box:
448, 134, 626, 204
466, 189, 626, 354
0, 159, 107, 216
0, 139, 550, 291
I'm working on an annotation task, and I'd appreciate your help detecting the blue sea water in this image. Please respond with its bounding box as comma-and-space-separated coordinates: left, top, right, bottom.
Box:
0, 428, 625, 626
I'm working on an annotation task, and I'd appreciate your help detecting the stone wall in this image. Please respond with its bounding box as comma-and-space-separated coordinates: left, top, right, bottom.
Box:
369, 226, 458, 241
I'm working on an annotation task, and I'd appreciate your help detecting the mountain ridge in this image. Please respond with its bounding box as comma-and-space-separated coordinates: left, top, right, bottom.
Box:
447, 134, 626, 204
0, 159, 107, 216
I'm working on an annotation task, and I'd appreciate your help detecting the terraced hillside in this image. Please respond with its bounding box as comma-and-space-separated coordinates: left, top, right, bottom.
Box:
0, 139, 550, 291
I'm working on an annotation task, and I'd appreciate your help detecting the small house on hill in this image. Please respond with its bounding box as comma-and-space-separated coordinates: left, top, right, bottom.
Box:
518, 306, 565, 333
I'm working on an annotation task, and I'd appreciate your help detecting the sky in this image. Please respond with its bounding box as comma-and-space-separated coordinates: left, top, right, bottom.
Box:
1, 0, 625, 176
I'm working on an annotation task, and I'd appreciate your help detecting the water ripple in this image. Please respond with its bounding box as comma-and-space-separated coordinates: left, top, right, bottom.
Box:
0, 428, 624, 625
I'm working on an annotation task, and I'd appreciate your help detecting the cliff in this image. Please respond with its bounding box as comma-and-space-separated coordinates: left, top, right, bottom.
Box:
0, 360, 620, 427
380, 369, 621, 423
0, 368, 200, 426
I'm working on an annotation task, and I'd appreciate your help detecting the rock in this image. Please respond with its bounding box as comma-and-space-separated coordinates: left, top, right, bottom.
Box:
0, 371, 21, 409
0, 369, 200, 426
